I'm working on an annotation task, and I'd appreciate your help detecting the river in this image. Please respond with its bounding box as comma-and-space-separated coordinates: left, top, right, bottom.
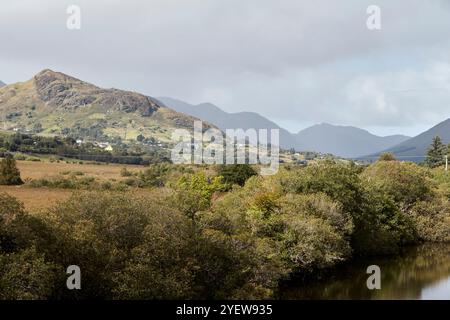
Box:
281, 243, 450, 300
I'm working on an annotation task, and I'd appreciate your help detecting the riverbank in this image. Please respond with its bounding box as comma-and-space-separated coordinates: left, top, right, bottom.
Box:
280, 243, 450, 299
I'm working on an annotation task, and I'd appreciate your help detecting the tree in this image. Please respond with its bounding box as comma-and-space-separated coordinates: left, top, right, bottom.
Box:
173, 173, 226, 219
378, 152, 396, 161
426, 136, 446, 168
0, 248, 57, 300
0, 155, 23, 185
362, 161, 433, 208
217, 164, 257, 187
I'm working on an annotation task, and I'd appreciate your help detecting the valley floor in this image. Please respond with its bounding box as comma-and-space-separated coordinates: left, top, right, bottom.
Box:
0, 186, 72, 211
0, 160, 145, 210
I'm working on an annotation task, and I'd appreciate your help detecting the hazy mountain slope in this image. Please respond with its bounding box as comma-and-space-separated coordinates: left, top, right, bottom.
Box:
158, 97, 299, 149
365, 119, 450, 161
295, 123, 410, 158
0, 80, 5, 87
0, 70, 208, 143
159, 97, 410, 157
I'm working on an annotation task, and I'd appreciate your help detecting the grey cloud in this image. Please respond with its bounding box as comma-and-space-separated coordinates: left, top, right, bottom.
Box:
1, 0, 450, 135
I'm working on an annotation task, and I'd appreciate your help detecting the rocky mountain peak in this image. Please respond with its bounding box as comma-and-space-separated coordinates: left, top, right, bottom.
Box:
32, 69, 160, 116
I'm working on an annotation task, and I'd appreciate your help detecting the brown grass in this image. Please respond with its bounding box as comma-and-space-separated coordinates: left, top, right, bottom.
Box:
0, 185, 73, 211
1, 161, 147, 211
0, 161, 178, 211
16, 160, 142, 181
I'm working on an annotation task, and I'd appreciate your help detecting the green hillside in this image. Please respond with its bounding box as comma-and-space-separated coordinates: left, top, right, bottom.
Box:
0, 70, 208, 144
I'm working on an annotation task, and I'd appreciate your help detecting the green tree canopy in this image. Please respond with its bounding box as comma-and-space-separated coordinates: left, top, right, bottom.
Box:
217, 164, 257, 187
426, 136, 446, 168
0, 154, 23, 185
378, 152, 396, 161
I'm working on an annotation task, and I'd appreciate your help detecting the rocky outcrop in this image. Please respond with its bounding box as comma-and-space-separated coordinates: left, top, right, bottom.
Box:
34, 69, 160, 116
0, 69, 210, 142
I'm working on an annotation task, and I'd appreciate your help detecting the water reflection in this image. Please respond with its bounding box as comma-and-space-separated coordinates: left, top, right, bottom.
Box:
281, 244, 450, 300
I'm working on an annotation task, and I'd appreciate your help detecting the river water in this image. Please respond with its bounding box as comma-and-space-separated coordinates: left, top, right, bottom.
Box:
281, 243, 450, 300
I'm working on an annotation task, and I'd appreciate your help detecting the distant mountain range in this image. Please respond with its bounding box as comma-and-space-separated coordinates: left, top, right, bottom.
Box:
294, 123, 410, 158
364, 118, 450, 161
0, 80, 5, 87
1, 71, 446, 161
157, 97, 300, 150
158, 97, 410, 158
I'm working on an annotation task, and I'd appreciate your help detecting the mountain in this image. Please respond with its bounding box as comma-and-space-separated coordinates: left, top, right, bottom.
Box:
157, 97, 300, 149
0, 80, 5, 87
0, 70, 207, 143
295, 123, 410, 158
0, 72, 413, 157
365, 119, 450, 161
159, 97, 410, 158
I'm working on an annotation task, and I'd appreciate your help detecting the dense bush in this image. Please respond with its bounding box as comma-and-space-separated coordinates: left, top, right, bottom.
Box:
200, 175, 353, 274
0, 247, 58, 300
409, 198, 450, 242
0, 154, 23, 185
138, 164, 171, 187
217, 164, 257, 187
277, 161, 423, 255
0, 191, 287, 299
172, 172, 227, 219
1, 158, 450, 300
361, 161, 434, 209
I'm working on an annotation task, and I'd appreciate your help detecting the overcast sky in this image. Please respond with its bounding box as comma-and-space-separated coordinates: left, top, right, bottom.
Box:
1, 0, 450, 136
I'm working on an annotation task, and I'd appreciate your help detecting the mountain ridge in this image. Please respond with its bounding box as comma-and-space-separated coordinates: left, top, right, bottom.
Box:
295, 123, 410, 158
364, 118, 450, 161
0, 71, 417, 158
157, 97, 300, 150
0, 70, 209, 143
159, 97, 410, 158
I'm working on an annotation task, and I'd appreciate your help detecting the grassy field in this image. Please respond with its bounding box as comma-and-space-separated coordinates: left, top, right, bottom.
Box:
15, 160, 143, 181
0, 160, 147, 211
0, 186, 72, 211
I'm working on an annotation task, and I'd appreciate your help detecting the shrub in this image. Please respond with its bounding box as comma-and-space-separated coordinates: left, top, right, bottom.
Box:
0, 247, 58, 300
409, 198, 450, 242
277, 161, 419, 255
277, 193, 353, 270
120, 167, 133, 177
138, 164, 171, 187
0, 154, 23, 185
361, 161, 434, 209
217, 164, 257, 187
353, 185, 417, 255
278, 161, 364, 216
172, 172, 226, 219
378, 152, 396, 161
201, 177, 353, 274
0, 193, 29, 252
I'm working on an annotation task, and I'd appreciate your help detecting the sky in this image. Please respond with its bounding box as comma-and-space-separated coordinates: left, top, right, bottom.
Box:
1, 0, 450, 137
